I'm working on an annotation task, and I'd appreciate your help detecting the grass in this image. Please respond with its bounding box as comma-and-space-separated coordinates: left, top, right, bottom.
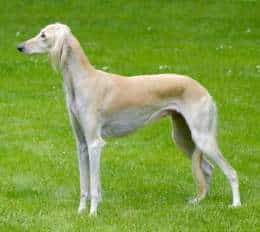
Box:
0, 1, 260, 231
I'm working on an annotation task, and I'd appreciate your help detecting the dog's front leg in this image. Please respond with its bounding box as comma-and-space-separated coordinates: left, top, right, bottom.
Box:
76, 101, 106, 215
68, 109, 90, 214
87, 137, 105, 216
77, 140, 90, 214
82, 117, 105, 216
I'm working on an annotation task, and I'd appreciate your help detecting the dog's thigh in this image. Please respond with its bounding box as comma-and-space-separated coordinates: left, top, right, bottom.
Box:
171, 112, 195, 155
171, 112, 214, 182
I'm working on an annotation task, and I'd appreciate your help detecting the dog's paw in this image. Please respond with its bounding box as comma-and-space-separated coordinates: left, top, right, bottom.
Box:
89, 210, 97, 217
229, 202, 241, 208
78, 206, 87, 215
188, 197, 200, 205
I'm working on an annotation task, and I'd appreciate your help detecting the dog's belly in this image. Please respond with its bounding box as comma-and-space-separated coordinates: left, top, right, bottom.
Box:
101, 108, 160, 137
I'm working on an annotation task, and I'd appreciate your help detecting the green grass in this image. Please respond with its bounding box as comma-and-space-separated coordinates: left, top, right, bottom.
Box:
1, 1, 260, 231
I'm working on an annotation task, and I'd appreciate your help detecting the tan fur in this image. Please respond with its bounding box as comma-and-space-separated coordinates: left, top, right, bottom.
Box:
192, 149, 207, 203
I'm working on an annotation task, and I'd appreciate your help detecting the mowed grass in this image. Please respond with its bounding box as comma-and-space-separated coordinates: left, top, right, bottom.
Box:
0, 1, 260, 231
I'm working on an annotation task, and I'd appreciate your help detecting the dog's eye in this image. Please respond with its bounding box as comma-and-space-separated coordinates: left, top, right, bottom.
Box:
40, 33, 46, 38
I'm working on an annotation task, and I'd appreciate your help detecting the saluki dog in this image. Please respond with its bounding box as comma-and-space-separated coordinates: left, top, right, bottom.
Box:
17, 23, 241, 215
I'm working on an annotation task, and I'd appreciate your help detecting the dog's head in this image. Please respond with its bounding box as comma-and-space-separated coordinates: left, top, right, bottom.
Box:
17, 23, 71, 69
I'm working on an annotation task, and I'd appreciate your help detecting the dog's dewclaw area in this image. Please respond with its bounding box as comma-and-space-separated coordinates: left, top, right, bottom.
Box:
0, 1, 259, 231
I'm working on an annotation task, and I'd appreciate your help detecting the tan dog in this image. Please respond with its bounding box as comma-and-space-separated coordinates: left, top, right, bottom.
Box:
17, 23, 241, 215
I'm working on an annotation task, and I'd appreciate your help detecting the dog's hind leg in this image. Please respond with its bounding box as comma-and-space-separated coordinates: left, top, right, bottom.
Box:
190, 148, 208, 204
189, 100, 241, 207
171, 112, 214, 203
193, 132, 241, 207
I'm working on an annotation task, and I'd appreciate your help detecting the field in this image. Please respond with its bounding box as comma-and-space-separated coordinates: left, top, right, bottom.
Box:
0, 1, 260, 231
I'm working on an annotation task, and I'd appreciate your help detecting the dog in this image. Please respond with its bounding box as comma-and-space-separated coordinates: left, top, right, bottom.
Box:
17, 23, 241, 215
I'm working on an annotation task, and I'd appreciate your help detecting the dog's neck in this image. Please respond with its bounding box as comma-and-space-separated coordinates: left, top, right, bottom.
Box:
61, 34, 95, 102
62, 34, 94, 79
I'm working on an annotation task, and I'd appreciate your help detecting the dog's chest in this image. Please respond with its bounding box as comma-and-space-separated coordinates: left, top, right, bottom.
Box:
64, 72, 88, 117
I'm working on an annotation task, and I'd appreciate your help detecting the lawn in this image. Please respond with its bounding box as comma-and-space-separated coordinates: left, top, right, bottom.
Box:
0, 1, 260, 231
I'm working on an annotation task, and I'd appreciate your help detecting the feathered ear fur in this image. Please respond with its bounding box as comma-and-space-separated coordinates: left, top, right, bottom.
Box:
49, 25, 71, 71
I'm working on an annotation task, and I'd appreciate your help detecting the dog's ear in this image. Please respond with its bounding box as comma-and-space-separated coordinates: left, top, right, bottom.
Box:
49, 26, 70, 71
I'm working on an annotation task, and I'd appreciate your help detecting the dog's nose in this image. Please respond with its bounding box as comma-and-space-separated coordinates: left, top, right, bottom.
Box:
17, 45, 24, 52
